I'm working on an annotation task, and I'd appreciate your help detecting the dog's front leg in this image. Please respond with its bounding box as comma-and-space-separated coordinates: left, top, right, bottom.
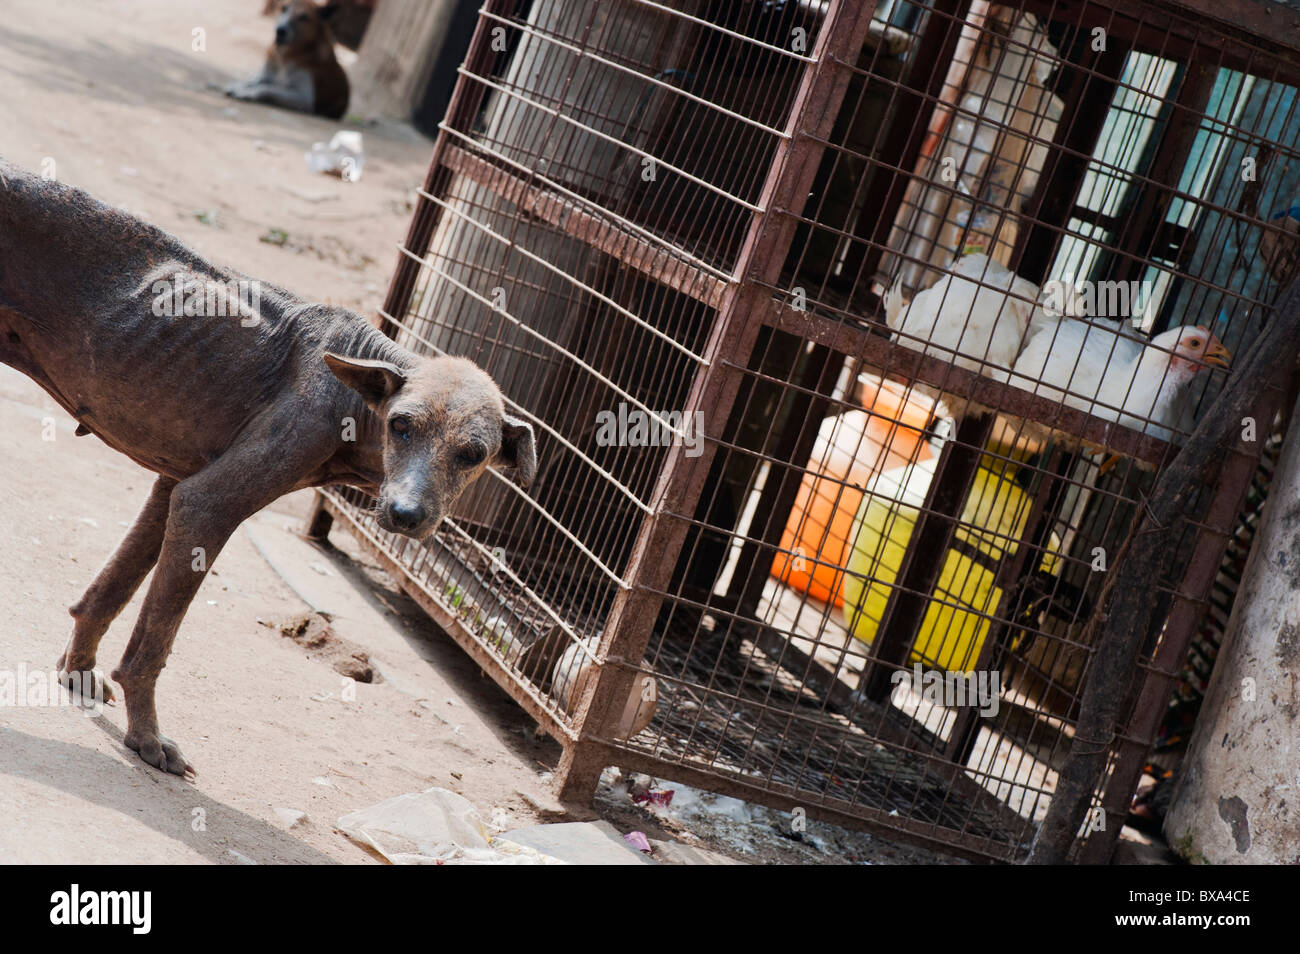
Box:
227, 74, 314, 113
224, 64, 272, 99
109, 443, 310, 774
109, 475, 252, 775
108, 415, 328, 775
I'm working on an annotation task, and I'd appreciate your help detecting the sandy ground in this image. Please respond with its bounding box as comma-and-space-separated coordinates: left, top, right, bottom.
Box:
0, 0, 428, 317
0, 0, 957, 864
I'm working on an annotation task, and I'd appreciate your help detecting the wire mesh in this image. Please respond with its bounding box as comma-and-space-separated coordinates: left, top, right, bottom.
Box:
319, 0, 1300, 861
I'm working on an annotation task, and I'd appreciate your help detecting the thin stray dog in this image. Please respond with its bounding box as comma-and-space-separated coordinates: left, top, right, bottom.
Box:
227, 0, 350, 119
0, 160, 536, 775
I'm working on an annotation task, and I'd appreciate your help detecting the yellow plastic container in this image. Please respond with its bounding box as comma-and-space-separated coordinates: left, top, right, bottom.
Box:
842, 452, 1057, 673
770, 378, 936, 607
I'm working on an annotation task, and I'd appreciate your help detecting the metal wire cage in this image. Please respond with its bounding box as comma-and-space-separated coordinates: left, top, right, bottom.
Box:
312, 0, 1300, 862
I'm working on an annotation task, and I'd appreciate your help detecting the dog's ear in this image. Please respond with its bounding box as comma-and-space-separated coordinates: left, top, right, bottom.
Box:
324, 353, 407, 408
496, 414, 537, 489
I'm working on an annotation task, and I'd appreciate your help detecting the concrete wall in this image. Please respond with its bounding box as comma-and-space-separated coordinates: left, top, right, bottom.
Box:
1165, 394, 1300, 863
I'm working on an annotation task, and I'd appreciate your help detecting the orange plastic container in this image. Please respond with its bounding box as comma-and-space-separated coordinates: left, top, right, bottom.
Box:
770, 378, 936, 607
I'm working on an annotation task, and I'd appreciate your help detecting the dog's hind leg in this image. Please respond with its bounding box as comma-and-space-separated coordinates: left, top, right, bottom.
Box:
58, 475, 177, 705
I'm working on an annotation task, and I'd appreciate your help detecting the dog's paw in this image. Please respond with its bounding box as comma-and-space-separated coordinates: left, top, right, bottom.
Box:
125, 730, 195, 778
55, 661, 115, 706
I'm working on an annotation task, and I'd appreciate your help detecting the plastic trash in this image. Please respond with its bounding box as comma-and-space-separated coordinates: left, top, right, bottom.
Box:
336, 787, 560, 865
624, 831, 652, 853
633, 787, 674, 808
305, 131, 364, 181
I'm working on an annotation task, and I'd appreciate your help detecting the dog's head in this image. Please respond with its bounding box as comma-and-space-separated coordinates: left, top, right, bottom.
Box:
324, 352, 537, 540
274, 0, 339, 52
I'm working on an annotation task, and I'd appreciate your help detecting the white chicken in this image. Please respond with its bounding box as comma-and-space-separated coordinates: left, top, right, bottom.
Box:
884, 253, 1040, 383
1006, 315, 1231, 447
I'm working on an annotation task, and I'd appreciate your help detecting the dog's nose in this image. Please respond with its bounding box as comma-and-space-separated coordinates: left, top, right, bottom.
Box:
387, 500, 425, 532
275, 26, 287, 42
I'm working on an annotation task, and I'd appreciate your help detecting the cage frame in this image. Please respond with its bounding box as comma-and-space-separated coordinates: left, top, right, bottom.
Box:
307, 0, 1300, 862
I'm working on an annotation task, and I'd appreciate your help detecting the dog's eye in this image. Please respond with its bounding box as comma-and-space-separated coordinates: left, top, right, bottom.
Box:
456, 445, 486, 467
297, 13, 310, 22
389, 416, 411, 438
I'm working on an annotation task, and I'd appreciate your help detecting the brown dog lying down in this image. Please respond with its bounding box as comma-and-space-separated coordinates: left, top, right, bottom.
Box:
227, 0, 350, 119
0, 160, 536, 775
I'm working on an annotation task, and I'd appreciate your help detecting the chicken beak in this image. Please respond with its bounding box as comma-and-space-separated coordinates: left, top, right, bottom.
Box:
1204, 341, 1232, 369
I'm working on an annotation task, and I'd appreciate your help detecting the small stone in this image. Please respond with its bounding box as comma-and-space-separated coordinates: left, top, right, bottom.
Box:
333, 654, 373, 682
